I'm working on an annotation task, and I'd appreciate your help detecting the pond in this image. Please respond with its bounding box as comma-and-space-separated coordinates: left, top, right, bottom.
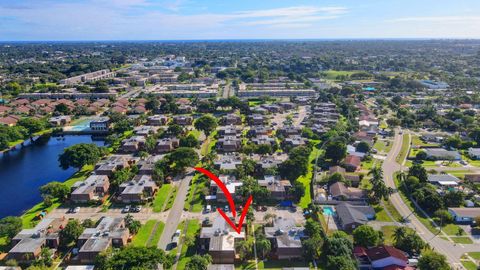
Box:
0, 135, 104, 218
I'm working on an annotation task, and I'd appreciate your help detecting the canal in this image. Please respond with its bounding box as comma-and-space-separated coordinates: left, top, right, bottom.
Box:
0, 135, 104, 218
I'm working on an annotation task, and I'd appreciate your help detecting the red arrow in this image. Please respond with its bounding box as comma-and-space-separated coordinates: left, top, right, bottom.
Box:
218, 195, 253, 234
194, 167, 237, 217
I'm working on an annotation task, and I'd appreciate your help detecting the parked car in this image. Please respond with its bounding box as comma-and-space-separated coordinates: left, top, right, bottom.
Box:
122, 205, 131, 213
132, 206, 142, 212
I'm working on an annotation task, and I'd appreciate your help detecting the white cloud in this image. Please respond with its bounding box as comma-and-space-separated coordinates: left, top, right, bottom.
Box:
389, 16, 480, 23
0, 2, 348, 40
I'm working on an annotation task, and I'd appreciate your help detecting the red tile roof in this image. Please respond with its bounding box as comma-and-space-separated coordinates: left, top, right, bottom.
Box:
365, 245, 408, 262
344, 155, 361, 167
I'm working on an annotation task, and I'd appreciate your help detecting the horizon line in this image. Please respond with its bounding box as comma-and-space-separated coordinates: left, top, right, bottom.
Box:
2, 37, 480, 43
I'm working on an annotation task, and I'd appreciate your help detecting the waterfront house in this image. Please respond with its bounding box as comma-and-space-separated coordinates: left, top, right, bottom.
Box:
71, 175, 110, 203
89, 117, 110, 132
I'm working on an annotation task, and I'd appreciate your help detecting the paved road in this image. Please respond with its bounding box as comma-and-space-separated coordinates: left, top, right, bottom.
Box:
157, 171, 194, 250
222, 82, 232, 98
382, 130, 480, 269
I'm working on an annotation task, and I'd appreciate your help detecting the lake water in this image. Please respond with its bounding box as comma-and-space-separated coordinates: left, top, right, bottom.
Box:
0, 135, 104, 218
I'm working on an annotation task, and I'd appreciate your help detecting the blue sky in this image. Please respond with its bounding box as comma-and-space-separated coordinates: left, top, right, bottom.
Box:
1, 0, 479, 40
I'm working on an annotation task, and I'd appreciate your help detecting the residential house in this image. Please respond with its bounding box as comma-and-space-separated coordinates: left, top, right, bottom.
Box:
248, 114, 267, 125
277, 126, 302, 137
8, 218, 67, 262
329, 182, 365, 201
448, 208, 480, 224
218, 126, 242, 137
343, 155, 361, 172
155, 137, 180, 153
354, 245, 409, 270
95, 155, 134, 177
282, 135, 306, 148
468, 148, 480, 160
147, 115, 168, 126
134, 125, 161, 137
76, 217, 129, 264
217, 136, 242, 152
121, 136, 146, 153
173, 115, 193, 125
247, 126, 272, 137
210, 175, 242, 202
89, 117, 110, 132
119, 175, 158, 203
214, 154, 242, 170
71, 175, 110, 203
252, 135, 276, 146
49, 116, 72, 126
336, 202, 375, 231
427, 174, 460, 187
258, 176, 292, 200
222, 114, 242, 125
264, 218, 305, 259
424, 148, 461, 161
199, 216, 245, 264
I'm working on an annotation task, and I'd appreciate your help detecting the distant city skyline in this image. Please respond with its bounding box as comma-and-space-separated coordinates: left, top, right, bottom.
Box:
1, 0, 480, 41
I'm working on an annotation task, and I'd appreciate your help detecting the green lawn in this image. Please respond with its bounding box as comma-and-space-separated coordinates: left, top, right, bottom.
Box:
132, 220, 165, 247
297, 146, 321, 208
374, 204, 392, 222
468, 252, 480, 260
148, 222, 164, 247
200, 131, 217, 156
153, 184, 173, 212
184, 174, 206, 212
441, 223, 462, 236
462, 261, 478, 270
373, 140, 392, 153
395, 134, 410, 164
164, 186, 177, 211
450, 236, 474, 244
411, 135, 439, 148
132, 220, 157, 247
188, 129, 202, 140
384, 199, 403, 222
0, 236, 9, 253
320, 70, 360, 81
176, 220, 202, 269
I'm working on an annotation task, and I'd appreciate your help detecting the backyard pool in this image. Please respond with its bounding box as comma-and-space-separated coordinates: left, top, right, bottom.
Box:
68, 118, 94, 131
323, 206, 335, 216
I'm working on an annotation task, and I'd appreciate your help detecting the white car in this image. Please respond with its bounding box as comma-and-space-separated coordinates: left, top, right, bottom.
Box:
122, 205, 131, 213
73, 207, 80, 213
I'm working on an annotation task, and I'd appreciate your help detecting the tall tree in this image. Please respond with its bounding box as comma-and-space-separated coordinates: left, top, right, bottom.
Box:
58, 143, 106, 170
194, 115, 218, 136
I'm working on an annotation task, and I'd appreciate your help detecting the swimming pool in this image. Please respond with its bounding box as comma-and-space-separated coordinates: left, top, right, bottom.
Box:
323, 206, 335, 216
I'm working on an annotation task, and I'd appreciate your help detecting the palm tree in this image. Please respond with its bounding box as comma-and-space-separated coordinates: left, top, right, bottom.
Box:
393, 226, 407, 244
